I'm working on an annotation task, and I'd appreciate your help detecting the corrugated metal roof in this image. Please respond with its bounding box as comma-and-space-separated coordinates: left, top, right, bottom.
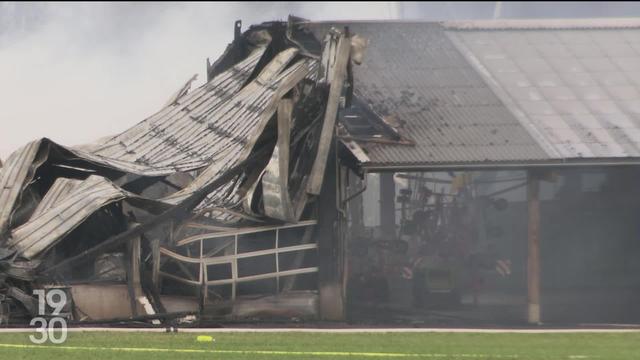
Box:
0, 140, 44, 234
449, 25, 640, 159
309, 20, 640, 169
29, 178, 81, 219
7, 174, 173, 259
0, 48, 319, 237
0, 47, 264, 233
8, 176, 129, 259
162, 56, 319, 209
82, 47, 268, 176
308, 22, 550, 168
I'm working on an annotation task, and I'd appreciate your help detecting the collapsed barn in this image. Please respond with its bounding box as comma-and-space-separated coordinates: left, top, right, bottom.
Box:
2, 17, 640, 327
0, 17, 362, 325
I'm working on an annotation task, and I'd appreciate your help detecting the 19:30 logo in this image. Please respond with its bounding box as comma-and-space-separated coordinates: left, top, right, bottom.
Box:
30, 289, 68, 344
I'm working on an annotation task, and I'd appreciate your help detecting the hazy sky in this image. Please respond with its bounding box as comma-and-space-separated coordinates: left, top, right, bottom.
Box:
0, 2, 398, 159
2, 2, 640, 160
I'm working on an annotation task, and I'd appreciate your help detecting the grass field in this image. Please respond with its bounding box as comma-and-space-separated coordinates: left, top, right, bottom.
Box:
0, 331, 639, 359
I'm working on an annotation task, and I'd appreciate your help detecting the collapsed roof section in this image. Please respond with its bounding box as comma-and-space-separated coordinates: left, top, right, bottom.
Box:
0, 18, 362, 323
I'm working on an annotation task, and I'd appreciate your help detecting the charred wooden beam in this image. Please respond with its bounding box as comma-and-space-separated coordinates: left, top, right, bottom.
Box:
126, 235, 142, 317
307, 30, 352, 195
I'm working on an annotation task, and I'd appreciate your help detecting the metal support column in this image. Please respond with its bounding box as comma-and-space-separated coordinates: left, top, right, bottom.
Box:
527, 171, 541, 324
379, 172, 396, 238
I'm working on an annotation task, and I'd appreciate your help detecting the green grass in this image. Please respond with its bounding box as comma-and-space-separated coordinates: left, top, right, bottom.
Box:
0, 331, 639, 359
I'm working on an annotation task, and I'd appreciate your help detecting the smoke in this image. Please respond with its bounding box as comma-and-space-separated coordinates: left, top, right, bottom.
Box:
0, 2, 398, 158
4, 2, 640, 160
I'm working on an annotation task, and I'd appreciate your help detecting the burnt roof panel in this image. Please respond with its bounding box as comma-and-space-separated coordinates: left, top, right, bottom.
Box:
307, 22, 551, 168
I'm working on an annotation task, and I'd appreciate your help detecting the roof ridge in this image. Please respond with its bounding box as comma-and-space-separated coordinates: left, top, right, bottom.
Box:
443, 17, 640, 30
305, 18, 640, 30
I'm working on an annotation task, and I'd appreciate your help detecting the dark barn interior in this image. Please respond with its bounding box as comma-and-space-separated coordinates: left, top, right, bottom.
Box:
343, 167, 640, 326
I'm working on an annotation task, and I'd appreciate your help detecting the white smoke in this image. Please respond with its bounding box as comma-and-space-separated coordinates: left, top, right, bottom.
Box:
0, 2, 398, 158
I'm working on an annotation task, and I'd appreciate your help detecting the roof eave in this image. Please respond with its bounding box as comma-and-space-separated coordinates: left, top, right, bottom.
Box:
360, 157, 640, 172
